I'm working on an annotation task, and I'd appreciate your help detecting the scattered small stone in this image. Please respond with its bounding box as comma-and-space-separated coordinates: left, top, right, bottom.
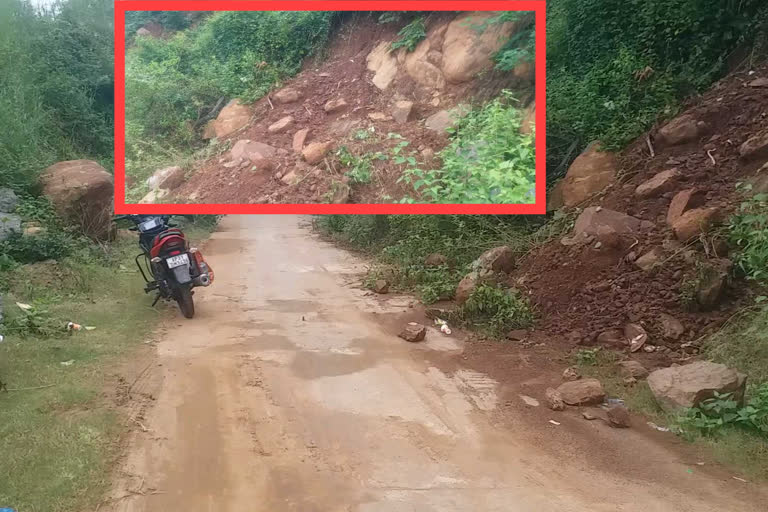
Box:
634, 247, 664, 271
373, 279, 389, 294
302, 142, 333, 164
659, 313, 685, 340
562, 367, 581, 381
391, 100, 414, 124
625, 323, 648, 352
607, 405, 631, 428
507, 329, 528, 341
548, 419, 561, 426
520, 395, 540, 407
582, 411, 598, 420
623, 377, 638, 385
545, 387, 566, 411
618, 360, 649, 379
268, 115, 294, 134
292, 128, 310, 153
424, 253, 448, 267
324, 97, 348, 113
748, 78, 768, 88
273, 87, 301, 104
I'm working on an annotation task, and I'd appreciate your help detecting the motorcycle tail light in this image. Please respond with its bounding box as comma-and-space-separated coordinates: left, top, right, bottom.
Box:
169, 250, 181, 255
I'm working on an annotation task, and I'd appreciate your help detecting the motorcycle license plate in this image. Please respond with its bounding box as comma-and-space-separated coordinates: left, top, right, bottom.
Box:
166, 253, 189, 268
138, 218, 160, 232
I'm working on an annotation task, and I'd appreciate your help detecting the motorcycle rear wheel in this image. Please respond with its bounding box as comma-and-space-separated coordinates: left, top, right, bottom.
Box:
176, 285, 195, 319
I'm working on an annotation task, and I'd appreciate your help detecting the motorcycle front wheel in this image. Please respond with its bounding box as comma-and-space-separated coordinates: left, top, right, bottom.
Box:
176, 285, 195, 319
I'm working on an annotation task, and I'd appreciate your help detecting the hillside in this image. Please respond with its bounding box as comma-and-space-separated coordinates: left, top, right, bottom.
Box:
124, 11, 536, 205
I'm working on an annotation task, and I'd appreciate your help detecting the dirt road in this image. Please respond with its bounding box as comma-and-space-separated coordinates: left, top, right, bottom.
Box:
110, 215, 766, 512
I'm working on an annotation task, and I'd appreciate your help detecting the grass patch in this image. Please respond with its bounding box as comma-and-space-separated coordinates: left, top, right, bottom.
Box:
0, 219, 217, 511
452, 284, 533, 338
399, 92, 535, 204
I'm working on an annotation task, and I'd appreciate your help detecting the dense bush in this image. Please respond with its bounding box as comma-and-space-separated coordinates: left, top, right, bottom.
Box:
679, 385, 768, 436
0, 0, 114, 192
455, 284, 534, 337
126, 11, 335, 156
546, 0, 768, 179
729, 192, 768, 282
400, 92, 535, 203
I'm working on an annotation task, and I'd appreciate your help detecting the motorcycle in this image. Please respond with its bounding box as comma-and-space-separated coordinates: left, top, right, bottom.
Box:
115, 214, 213, 318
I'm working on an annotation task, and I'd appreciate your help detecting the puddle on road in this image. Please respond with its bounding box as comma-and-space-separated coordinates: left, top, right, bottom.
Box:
308, 365, 454, 437
266, 299, 320, 313
291, 351, 373, 380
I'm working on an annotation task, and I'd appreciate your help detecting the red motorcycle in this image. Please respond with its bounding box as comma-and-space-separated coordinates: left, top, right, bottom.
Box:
116, 215, 213, 318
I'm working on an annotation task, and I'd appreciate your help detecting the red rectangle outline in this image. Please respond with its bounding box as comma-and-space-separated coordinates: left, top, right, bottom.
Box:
114, 0, 546, 214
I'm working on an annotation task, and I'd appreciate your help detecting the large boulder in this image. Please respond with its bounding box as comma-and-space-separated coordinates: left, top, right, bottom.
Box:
40, 160, 114, 239
404, 31, 447, 90
560, 142, 618, 207
0, 213, 22, 242
455, 269, 494, 304
657, 114, 708, 146
441, 12, 518, 83
648, 361, 747, 411
211, 99, 251, 139
366, 41, 399, 90
146, 166, 185, 191
0, 188, 19, 212
472, 246, 515, 273
555, 379, 605, 406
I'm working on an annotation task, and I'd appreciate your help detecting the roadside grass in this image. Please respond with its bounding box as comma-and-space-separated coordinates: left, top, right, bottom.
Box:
0, 221, 217, 512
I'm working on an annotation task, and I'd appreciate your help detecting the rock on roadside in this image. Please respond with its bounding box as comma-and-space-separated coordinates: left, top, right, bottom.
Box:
555, 378, 605, 406
647, 361, 747, 411
399, 323, 427, 342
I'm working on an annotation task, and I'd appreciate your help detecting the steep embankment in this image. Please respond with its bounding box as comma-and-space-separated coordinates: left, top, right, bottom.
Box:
515, 61, 768, 364
135, 12, 535, 205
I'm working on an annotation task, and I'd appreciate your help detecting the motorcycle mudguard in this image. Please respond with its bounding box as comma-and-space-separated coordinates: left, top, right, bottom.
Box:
171, 264, 192, 285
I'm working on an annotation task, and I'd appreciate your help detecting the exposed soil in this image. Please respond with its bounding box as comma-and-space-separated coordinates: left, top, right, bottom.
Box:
162, 13, 532, 205
509, 60, 768, 371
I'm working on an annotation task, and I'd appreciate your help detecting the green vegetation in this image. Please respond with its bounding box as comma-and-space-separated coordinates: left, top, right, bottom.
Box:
729, 192, 768, 283
316, 213, 571, 326
0, 0, 114, 192
390, 16, 426, 52
679, 387, 768, 436
455, 284, 533, 337
546, 0, 768, 178
125, 11, 336, 185
400, 92, 535, 203
0, 217, 216, 510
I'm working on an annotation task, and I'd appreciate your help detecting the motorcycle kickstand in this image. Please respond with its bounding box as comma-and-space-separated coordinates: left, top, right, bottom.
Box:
151, 293, 161, 307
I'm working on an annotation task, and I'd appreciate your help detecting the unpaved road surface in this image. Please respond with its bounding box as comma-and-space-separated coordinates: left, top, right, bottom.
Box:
110, 215, 766, 512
